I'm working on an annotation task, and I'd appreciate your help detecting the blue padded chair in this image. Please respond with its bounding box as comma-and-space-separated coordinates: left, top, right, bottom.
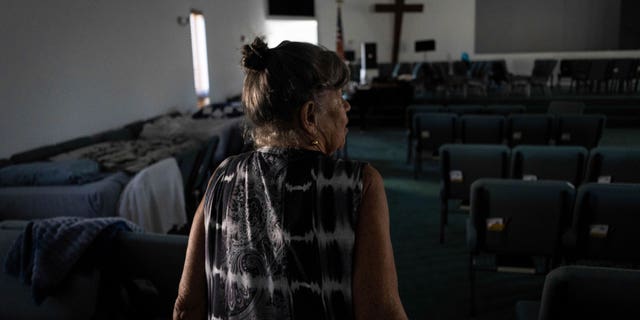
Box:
467, 179, 575, 316
439, 145, 510, 243
413, 113, 457, 178
510, 145, 588, 187
506, 114, 554, 147
486, 104, 526, 116
515, 266, 640, 320
547, 101, 585, 115
459, 115, 505, 144
445, 104, 486, 115
565, 183, 640, 267
405, 104, 445, 163
584, 146, 640, 184
554, 114, 606, 149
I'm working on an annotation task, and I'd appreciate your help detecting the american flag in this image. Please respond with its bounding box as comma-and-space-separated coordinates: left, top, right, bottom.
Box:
336, 2, 345, 60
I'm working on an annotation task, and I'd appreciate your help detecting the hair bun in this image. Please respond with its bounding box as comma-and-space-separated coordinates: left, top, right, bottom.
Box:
242, 37, 270, 71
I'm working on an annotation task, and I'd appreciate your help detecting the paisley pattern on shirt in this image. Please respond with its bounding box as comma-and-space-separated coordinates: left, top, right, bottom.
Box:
204, 147, 364, 320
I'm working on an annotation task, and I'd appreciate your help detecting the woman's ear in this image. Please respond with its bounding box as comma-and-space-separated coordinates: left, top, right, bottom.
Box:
299, 100, 317, 136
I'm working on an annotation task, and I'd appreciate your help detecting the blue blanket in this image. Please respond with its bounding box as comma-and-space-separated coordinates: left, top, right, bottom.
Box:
3, 216, 142, 304
0, 159, 104, 187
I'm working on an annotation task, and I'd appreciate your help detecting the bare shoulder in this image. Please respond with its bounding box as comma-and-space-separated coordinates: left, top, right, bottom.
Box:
361, 163, 384, 193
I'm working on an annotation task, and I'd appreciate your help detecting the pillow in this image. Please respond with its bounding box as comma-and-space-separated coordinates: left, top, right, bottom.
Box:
0, 159, 102, 187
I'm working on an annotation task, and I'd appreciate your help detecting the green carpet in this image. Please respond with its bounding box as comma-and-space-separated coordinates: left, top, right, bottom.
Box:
345, 126, 640, 320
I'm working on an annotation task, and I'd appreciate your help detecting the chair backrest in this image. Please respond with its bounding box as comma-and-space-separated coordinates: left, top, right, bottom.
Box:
609, 58, 636, 80
510, 145, 588, 187
452, 61, 469, 76
506, 114, 554, 147
584, 147, 640, 184
469, 61, 491, 79
377, 63, 395, 79
405, 104, 444, 128
571, 60, 591, 81
569, 183, 640, 265
469, 179, 575, 256
547, 101, 585, 115
538, 266, 640, 319
392, 62, 413, 78
490, 60, 509, 83
440, 145, 510, 201
532, 59, 558, 79
413, 113, 457, 152
555, 114, 606, 149
459, 115, 505, 144
446, 104, 485, 115
486, 104, 526, 116
587, 59, 611, 81
558, 59, 575, 77
431, 62, 450, 80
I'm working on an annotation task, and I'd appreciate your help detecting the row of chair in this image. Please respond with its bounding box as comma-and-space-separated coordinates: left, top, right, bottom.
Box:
439, 144, 640, 243
407, 100, 586, 119
468, 179, 640, 315
411, 113, 606, 175
367, 58, 640, 97
557, 58, 640, 94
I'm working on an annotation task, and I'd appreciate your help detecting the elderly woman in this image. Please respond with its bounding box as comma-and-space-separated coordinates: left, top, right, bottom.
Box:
174, 37, 407, 320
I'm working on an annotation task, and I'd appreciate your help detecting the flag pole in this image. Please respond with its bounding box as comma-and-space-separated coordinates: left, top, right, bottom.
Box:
336, 0, 345, 60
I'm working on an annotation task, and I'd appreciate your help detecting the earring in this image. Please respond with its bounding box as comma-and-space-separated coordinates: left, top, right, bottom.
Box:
311, 140, 319, 146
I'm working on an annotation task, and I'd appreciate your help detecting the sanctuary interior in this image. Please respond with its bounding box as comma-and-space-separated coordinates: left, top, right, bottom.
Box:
2, 0, 640, 319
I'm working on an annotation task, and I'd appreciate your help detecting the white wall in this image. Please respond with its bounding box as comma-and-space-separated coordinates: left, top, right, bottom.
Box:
3, 0, 639, 158
0, 0, 266, 158
316, 0, 640, 75
317, 0, 476, 64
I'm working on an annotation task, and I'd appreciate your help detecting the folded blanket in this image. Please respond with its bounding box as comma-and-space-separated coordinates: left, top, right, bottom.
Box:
3, 216, 143, 304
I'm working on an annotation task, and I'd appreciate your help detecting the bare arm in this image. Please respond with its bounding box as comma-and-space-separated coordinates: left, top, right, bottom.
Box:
352, 164, 408, 320
173, 199, 207, 320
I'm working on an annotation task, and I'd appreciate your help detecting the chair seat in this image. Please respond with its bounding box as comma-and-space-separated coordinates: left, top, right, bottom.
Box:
471, 254, 551, 274
515, 300, 540, 320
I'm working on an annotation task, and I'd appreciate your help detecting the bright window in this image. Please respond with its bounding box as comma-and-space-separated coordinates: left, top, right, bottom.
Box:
189, 11, 210, 107
265, 19, 318, 48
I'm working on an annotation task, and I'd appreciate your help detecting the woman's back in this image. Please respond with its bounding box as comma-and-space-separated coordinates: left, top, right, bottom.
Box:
204, 147, 365, 319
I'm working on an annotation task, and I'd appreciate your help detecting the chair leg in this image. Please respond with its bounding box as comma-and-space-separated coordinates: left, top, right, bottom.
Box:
406, 133, 413, 164
440, 198, 447, 244
414, 146, 421, 179
469, 254, 477, 317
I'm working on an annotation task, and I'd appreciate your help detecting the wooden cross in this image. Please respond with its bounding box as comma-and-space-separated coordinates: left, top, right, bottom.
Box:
374, 0, 424, 65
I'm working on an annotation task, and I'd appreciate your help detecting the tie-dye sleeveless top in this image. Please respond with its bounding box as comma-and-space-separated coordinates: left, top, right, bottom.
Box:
203, 147, 365, 320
